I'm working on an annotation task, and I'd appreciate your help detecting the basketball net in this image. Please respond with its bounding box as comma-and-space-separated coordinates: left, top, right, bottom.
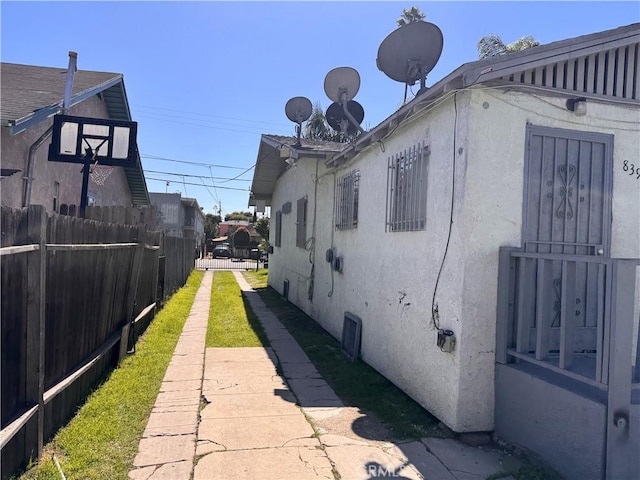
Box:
90, 164, 114, 185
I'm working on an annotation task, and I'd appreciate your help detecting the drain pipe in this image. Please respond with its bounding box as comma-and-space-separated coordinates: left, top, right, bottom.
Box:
23, 51, 77, 207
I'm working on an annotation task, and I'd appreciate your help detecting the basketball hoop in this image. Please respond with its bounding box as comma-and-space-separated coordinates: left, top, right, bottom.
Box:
90, 164, 114, 185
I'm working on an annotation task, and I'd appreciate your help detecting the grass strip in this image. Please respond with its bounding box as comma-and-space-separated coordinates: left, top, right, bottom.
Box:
19, 270, 204, 480
206, 271, 269, 347
242, 269, 443, 440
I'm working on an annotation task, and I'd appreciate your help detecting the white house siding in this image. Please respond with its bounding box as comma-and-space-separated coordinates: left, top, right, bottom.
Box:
1, 95, 132, 212
269, 96, 476, 431
267, 87, 640, 432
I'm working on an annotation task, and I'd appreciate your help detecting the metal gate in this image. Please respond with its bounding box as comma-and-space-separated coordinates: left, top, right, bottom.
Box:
522, 125, 613, 363
514, 125, 637, 478
195, 256, 263, 271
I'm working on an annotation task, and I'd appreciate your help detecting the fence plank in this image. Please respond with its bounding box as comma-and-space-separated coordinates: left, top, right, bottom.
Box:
0, 406, 38, 450
0, 245, 39, 256
26, 205, 46, 457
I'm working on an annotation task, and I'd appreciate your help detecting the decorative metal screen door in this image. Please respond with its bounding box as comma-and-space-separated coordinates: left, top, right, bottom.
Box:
521, 125, 613, 366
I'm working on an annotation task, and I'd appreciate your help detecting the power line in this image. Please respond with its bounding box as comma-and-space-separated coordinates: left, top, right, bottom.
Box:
145, 176, 250, 191
134, 113, 291, 136
144, 169, 251, 181
141, 154, 247, 169
131, 103, 292, 129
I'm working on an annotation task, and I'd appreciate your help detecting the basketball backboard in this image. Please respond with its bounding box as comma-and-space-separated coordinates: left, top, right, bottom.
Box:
48, 114, 138, 167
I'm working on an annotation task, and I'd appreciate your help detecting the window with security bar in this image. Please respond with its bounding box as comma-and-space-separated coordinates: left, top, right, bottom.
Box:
335, 169, 360, 230
386, 143, 429, 232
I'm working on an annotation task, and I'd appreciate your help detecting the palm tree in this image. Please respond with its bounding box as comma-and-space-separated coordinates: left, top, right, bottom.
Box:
477, 34, 540, 59
396, 6, 426, 27
303, 103, 343, 142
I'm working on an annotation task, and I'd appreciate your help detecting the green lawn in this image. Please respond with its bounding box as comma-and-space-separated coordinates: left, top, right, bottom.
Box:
242, 269, 443, 440
206, 271, 269, 347
18, 270, 204, 480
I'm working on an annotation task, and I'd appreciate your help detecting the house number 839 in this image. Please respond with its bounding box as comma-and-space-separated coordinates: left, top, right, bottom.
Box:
622, 160, 640, 180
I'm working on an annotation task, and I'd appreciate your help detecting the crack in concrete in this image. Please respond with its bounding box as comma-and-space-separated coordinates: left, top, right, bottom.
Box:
130, 465, 158, 480
281, 435, 315, 447
197, 439, 228, 451
143, 432, 197, 438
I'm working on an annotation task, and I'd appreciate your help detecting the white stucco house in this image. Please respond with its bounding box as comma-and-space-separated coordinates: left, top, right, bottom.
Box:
249, 23, 640, 479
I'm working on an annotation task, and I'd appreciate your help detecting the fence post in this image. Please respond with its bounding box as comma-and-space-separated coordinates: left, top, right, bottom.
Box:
496, 246, 517, 364
605, 259, 637, 480
26, 205, 46, 457
119, 230, 145, 361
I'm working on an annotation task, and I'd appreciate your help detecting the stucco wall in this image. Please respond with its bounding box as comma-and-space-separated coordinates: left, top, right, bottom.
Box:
269, 96, 473, 430
267, 87, 640, 433
1, 95, 132, 212
460, 88, 640, 428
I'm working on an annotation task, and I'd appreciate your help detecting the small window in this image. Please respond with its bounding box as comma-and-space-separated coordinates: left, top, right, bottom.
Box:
386, 143, 429, 232
296, 196, 307, 248
275, 210, 282, 247
335, 169, 360, 230
53, 181, 60, 213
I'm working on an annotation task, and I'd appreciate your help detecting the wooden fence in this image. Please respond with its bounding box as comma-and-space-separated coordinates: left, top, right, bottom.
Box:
0, 205, 194, 479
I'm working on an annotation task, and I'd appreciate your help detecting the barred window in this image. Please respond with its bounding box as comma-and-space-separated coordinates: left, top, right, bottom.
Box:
386, 143, 429, 232
335, 169, 360, 230
274, 210, 282, 247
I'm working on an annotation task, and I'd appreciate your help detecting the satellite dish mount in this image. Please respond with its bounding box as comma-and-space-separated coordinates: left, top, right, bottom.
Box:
285, 97, 313, 147
324, 67, 365, 136
377, 21, 444, 100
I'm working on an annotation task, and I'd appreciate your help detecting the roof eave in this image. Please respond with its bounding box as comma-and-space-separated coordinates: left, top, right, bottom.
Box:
8, 75, 124, 136
327, 23, 640, 166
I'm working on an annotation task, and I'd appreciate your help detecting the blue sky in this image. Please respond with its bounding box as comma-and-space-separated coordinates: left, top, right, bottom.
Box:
2, 1, 638, 217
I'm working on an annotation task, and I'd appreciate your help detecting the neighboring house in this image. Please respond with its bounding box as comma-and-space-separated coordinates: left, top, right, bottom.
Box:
249, 24, 640, 480
1, 61, 149, 214
149, 192, 205, 252
219, 219, 249, 237
216, 219, 262, 256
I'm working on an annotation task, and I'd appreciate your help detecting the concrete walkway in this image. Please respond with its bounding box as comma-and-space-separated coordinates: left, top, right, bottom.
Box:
130, 270, 523, 480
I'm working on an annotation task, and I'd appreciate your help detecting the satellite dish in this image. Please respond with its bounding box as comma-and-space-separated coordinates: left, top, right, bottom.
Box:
326, 101, 364, 135
324, 67, 360, 103
285, 96, 312, 146
285, 96, 312, 124
376, 21, 443, 89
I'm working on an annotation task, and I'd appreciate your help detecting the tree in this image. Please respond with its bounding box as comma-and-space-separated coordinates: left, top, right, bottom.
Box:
396, 6, 426, 27
255, 216, 269, 241
224, 211, 252, 222
303, 102, 357, 143
204, 213, 221, 239
477, 34, 540, 59
304, 103, 340, 141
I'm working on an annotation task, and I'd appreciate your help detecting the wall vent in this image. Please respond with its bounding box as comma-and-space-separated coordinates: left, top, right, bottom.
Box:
282, 279, 289, 301
341, 312, 362, 362
282, 201, 292, 214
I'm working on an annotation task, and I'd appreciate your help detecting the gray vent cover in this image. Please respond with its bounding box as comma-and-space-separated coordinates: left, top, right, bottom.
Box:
341, 312, 362, 362
282, 202, 292, 214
